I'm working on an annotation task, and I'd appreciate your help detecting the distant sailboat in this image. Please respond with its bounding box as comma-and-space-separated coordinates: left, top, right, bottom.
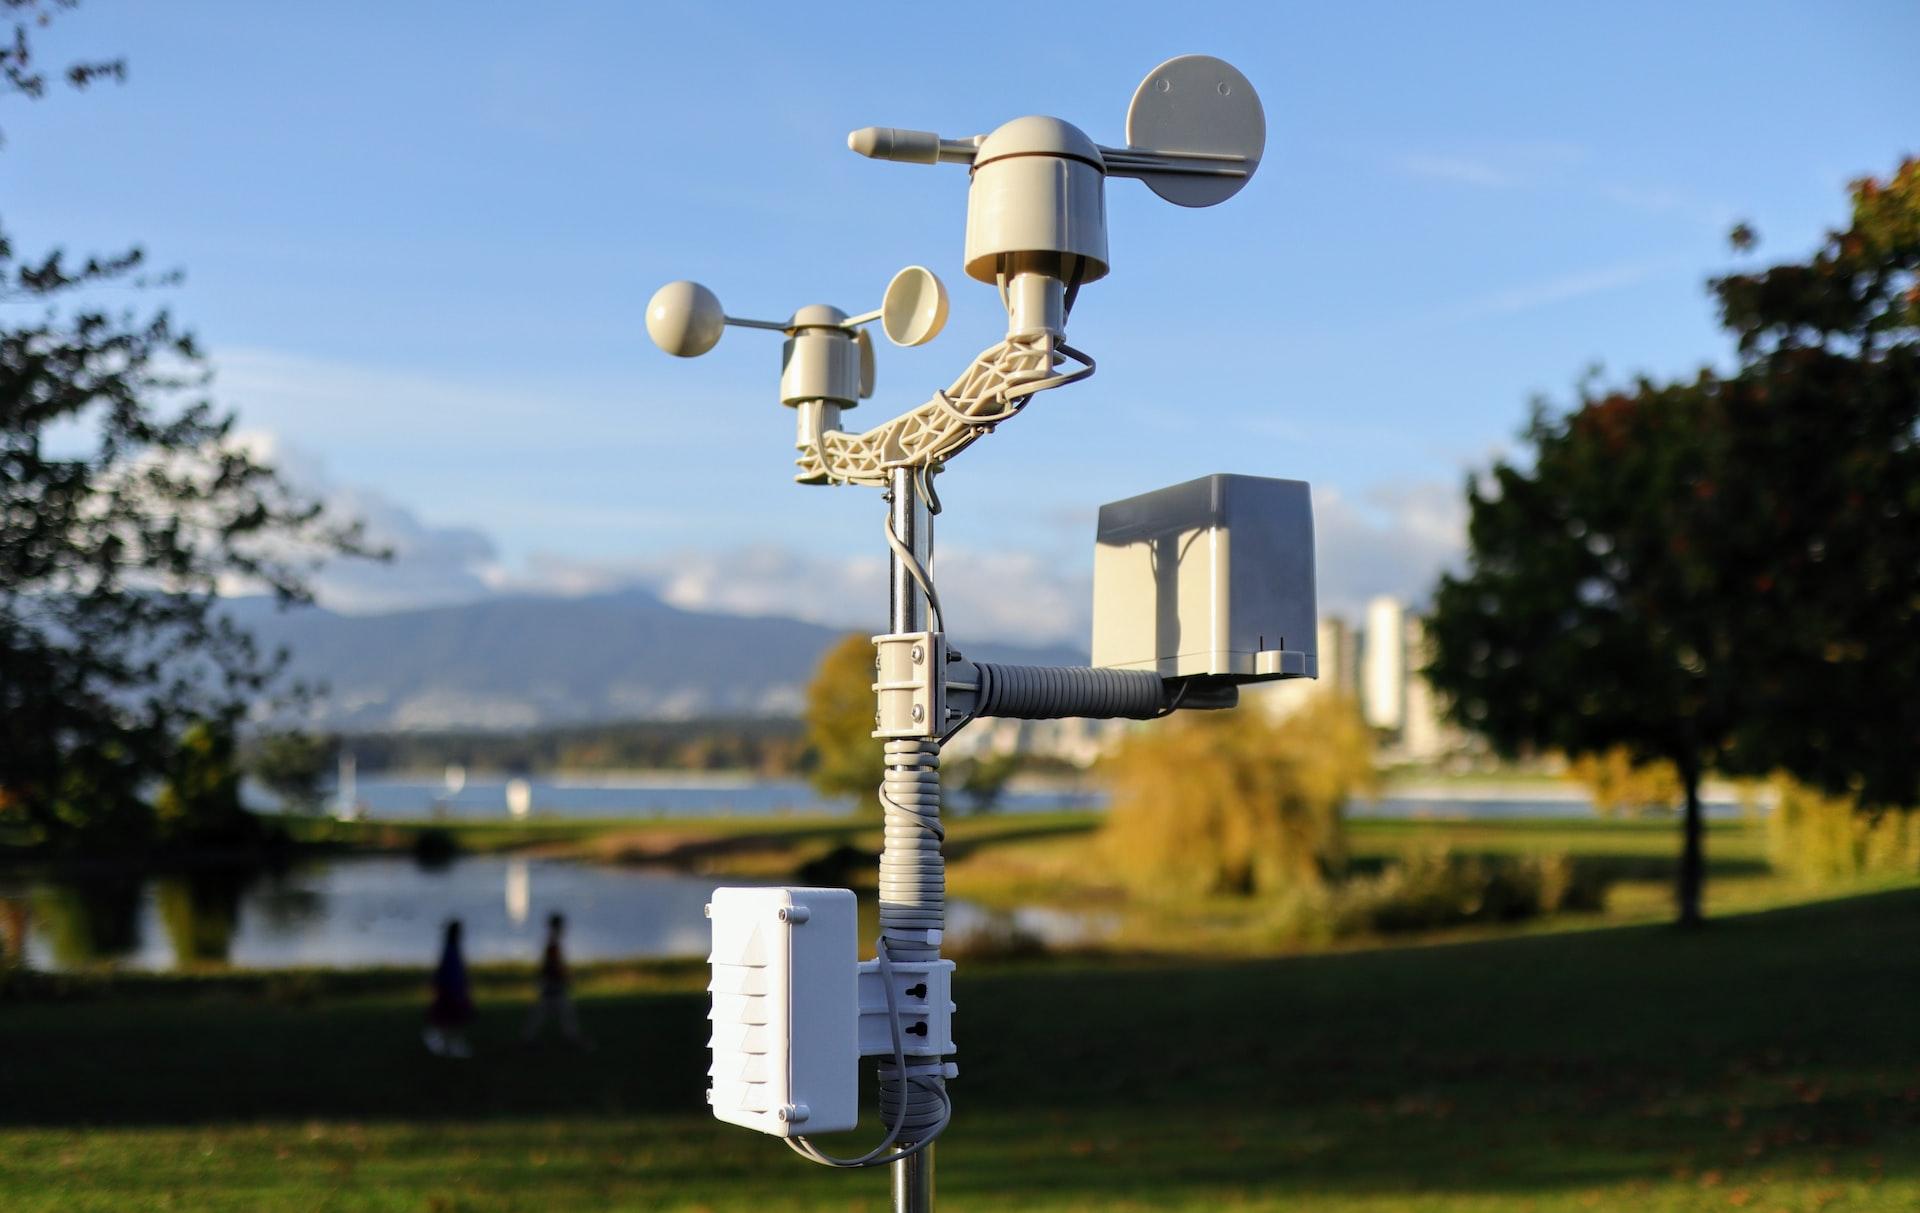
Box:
432, 763, 468, 820
334, 751, 361, 821
506, 777, 532, 821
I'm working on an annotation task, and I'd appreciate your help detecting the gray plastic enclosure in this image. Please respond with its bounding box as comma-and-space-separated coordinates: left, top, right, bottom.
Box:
1091, 474, 1317, 683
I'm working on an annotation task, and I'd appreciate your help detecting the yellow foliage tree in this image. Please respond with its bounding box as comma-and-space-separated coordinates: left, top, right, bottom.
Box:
1567, 746, 1683, 817
804, 633, 883, 814
1102, 693, 1374, 897
1767, 778, 1920, 884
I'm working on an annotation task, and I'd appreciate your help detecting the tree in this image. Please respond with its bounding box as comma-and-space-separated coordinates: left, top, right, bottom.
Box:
1567, 746, 1682, 818
947, 750, 1022, 814
154, 719, 250, 844
1426, 161, 1919, 927
803, 632, 883, 813
1102, 693, 1371, 898
1709, 162, 1920, 812
248, 729, 339, 813
0, 4, 369, 850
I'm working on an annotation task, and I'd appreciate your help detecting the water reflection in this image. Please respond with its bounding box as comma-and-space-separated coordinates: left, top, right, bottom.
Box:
0, 857, 733, 972
1, 898, 29, 965
505, 858, 530, 925
156, 871, 246, 966
0, 855, 1113, 973
31, 876, 145, 968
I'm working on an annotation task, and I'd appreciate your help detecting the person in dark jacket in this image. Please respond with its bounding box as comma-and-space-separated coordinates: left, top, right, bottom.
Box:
522, 912, 591, 1049
424, 919, 475, 1058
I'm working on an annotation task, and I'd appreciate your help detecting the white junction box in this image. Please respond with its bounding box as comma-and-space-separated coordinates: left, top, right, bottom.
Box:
707, 886, 859, 1137
1091, 473, 1318, 682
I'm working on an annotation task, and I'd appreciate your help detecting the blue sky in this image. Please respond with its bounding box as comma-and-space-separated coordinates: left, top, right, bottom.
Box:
9, 2, 1917, 642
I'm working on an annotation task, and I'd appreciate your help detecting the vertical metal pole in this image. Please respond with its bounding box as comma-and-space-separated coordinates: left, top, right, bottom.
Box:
888, 467, 932, 634
893, 1147, 935, 1213
884, 466, 937, 1213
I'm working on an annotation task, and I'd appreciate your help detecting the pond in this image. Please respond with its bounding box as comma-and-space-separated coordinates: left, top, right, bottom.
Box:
327, 774, 1100, 819
0, 855, 1113, 974
324, 774, 1751, 822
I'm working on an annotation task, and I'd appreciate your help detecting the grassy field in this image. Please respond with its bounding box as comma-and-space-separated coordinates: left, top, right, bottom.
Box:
3, 886, 1917, 1211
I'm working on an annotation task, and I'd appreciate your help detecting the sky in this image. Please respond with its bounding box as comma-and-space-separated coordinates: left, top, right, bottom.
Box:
8, 1, 1917, 644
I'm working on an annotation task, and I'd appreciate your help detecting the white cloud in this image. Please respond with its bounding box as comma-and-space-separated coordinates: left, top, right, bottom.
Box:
504, 483, 1464, 644
1437, 258, 1678, 322
1310, 482, 1467, 620
1391, 145, 1729, 230
224, 432, 1464, 644
1396, 153, 1520, 190
1392, 141, 1587, 190
510, 544, 1095, 649
228, 431, 504, 612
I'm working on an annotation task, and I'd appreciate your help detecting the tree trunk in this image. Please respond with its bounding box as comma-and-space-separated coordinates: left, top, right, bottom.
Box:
1676, 764, 1705, 929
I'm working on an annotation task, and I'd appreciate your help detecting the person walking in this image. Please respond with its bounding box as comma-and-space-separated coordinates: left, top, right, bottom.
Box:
522, 912, 591, 1049
424, 919, 475, 1058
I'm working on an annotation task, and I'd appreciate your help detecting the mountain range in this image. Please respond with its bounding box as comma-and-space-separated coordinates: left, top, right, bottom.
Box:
225, 590, 1083, 731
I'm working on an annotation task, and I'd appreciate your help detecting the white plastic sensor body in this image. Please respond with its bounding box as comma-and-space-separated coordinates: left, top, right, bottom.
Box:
707, 886, 860, 1137
707, 886, 960, 1140
1092, 473, 1319, 682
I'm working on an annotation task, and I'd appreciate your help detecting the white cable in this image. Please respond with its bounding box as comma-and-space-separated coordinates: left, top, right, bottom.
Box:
882, 507, 946, 636
785, 936, 952, 1168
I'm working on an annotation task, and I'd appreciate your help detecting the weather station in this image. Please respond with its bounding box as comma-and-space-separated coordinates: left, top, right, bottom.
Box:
644, 55, 1316, 1213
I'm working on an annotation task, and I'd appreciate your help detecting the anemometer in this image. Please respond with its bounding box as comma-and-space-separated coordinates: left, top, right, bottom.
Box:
647, 55, 1316, 1212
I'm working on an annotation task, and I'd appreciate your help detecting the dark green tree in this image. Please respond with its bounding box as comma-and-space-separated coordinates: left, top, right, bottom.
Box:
948, 750, 1022, 814
247, 729, 339, 813
0, 3, 369, 851
1426, 160, 1919, 927
154, 720, 251, 844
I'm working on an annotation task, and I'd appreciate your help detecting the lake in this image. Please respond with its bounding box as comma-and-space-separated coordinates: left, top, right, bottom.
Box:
332, 774, 1754, 821
1, 779, 1752, 973
329, 774, 1092, 819
0, 855, 1112, 974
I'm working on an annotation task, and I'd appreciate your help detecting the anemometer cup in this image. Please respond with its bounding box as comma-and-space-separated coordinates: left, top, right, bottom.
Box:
646, 280, 726, 358
880, 266, 949, 348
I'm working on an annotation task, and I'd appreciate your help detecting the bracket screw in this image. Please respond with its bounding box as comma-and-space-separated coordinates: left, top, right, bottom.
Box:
910, 704, 925, 722
910, 645, 924, 664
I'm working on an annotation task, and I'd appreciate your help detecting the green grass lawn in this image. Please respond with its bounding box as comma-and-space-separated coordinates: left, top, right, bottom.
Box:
3, 887, 1916, 1211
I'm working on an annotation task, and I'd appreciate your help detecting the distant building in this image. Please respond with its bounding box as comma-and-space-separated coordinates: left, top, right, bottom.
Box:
1319, 615, 1359, 700
1398, 614, 1468, 763
1247, 595, 1476, 767
951, 596, 1470, 770
940, 715, 1128, 768
1361, 595, 1405, 731
1249, 615, 1357, 722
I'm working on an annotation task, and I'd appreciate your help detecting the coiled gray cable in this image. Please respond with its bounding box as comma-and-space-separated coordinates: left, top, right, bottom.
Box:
875, 737, 947, 1137
969, 661, 1168, 721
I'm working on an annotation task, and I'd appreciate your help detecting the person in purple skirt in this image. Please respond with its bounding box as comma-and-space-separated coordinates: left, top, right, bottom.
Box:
424, 919, 475, 1058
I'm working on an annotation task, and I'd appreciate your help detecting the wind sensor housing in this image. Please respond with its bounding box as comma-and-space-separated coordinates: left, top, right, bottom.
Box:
850, 54, 1265, 299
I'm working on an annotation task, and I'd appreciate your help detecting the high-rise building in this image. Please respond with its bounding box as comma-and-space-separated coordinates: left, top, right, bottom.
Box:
1361, 595, 1405, 731
1399, 613, 1463, 762
1317, 616, 1358, 700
